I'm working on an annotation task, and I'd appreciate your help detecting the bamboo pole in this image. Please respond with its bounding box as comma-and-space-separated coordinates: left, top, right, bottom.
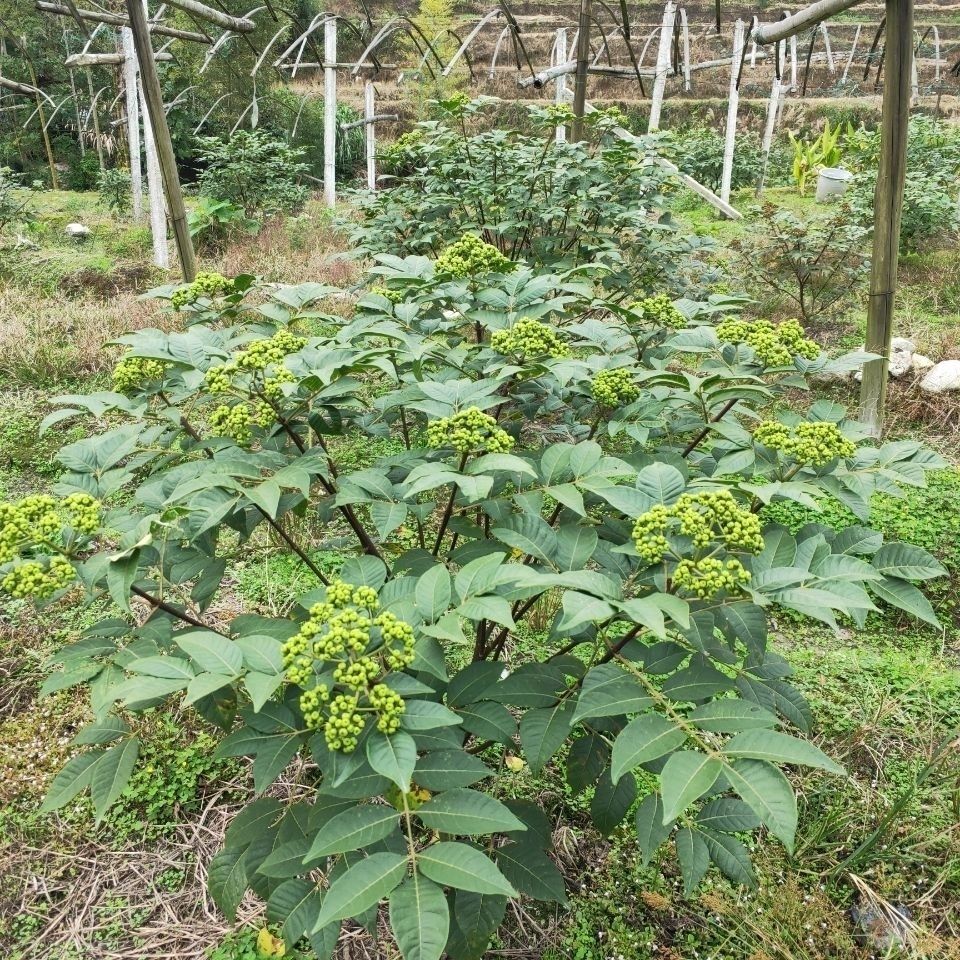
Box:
140, 75, 169, 267
36, 3, 211, 43
323, 16, 337, 206
124, 0, 196, 280
648, 2, 677, 132
364, 80, 375, 191
554, 27, 568, 143
859, 0, 913, 436
720, 19, 745, 205
121, 28, 144, 221
571, 0, 591, 141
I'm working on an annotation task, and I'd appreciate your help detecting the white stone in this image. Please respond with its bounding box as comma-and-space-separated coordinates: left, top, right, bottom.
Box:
853, 338, 914, 380
911, 354, 935, 374
920, 360, 960, 394
890, 337, 916, 354
64, 222, 91, 240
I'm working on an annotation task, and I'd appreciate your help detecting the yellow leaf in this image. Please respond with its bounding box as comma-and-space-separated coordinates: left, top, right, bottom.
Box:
505, 754, 525, 772
257, 928, 286, 957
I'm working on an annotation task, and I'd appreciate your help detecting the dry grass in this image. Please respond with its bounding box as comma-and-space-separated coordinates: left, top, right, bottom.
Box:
0, 287, 163, 387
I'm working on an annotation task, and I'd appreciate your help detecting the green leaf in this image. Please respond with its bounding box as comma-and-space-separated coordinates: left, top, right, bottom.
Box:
40, 751, 104, 812
267, 878, 321, 946
389, 874, 450, 960
371, 501, 408, 539
519, 701, 574, 774
184, 671, 237, 705
366, 731, 418, 791
572, 664, 652, 723
660, 752, 723, 823
175, 631, 243, 675
591, 769, 636, 835
556, 591, 615, 633
304, 804, 400, 860
696, 797, 762, 834
401, 700, 463, 731
244, 671, 284, 711
496, 842, 567, 904
701, 830, 756, 887
259, 837, 313, 878
635, 462, 685, 506
456, 701, 516, 744
688, 700, 778, 733
635, 793, 673, 867
872, 543, 945, 580
419, 842, 517, 897
610, 714, 687, 784
416, 565, 452, 624
566, 733, 607, 795
71, 715, 130, 746
125, 656, 195, 681
313, 852, 408, 930
447, 890, 507, 960
417, 788, 527, 836
414, 751, 493, 791
723, 759, 798, 852
870, 575, 941, 627
491, 514, 557, 565
252, 734, 302, 794
447, 661, 502, 707
723, 730, 844, 774
208, 845, 249, 921
90, 737, 140, 820
675, 828, 709, 894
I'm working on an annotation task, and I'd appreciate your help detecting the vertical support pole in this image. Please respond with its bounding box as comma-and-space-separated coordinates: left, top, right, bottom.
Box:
910, 44, 919, 103
859, 0, 914, 436
121, 28, 143, 221
789, 30, 798, 88
140, 77, 169, 268
124, 0, 196, 280
571, 0, 591, 141
932, 25, 940, 81
680, 8, 691, 92
756, 72, 782, 197
323, 17, 337, 207
555, 27, 568, 143
364, 80, 376, 191
85, 68, 106, 173
720, 19, 745, 205
648, 2, 677, 132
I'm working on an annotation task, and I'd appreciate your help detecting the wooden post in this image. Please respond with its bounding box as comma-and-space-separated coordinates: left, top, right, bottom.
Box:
121, 28, 144, 221
364, 80, 376, 191
841, 23, 862, 83
859, 0, 914, 436
124, 0, 196, 280
139, 76, 169, 268
323, 16, 337, 206
85, 68, 106, 173
648, 2, 677, 132
571, 0, 591, 141
720, 19, 745, 205
821, 22, 835, 71
555, 27, 568, 143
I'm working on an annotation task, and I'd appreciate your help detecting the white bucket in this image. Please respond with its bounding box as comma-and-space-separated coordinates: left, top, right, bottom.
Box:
816, 166, 853, 202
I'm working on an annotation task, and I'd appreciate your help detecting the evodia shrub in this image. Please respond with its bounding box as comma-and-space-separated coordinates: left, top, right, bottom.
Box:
13, 240, 946, 959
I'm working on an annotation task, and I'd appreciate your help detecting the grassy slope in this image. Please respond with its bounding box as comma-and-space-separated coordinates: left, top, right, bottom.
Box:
0, 182, 958, 960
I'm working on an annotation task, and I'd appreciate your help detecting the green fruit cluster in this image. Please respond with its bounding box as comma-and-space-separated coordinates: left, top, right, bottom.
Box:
426, 407, 514, 454
0, 493, 100, 565
2, 555, 75, 600
280, 581, 415, 752
112, 356, 169, 394
672, 556, 751, 599
635, 293, 687, 330
490, 318, 569, 359
754, 420, 857, 467
208, 402, 272, 445
716, 317, 820, 367
369, 283, 406, 305
204, 330, 304, 413
591, 368, 640, 407
632, 490, 764, 565
170, 271, 232, 309
541, 104, 575, 127
434, 234, 514, 279
324, 693, 367, 752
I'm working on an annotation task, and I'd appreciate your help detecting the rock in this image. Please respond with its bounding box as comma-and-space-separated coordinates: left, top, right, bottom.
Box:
853, 338, 914, 381
911, 353, 935, 374
64, 222, 91, 241
851, 903, 913, 952
920, 360, 960, 394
